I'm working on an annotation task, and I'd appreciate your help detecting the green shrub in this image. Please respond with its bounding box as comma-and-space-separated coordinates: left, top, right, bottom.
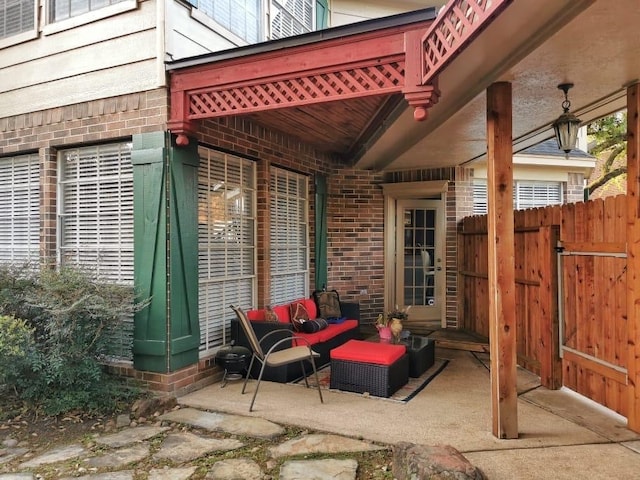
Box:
0, 315, 35, 386
0, 264, 144, 416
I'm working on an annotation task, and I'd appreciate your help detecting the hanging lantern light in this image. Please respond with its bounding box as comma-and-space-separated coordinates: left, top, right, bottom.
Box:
552, 83, 582, 157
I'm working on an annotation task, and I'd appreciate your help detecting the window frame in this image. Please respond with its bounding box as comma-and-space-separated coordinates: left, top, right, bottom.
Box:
43, 0, 136, 36
197, 146, 257, 357
57, 142, 134, 360
269, 166, 309, 305
0, 0, 38, 49
0, 153, 40, 265
472, 178, 563, 215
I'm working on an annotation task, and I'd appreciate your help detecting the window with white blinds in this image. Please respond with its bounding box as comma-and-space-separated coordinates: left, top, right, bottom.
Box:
198, 147, 256, 356
269, 167, 308, 305
0, 0, 35, 39
270, 0, 313, 39
0, 154, 40, 265
58, 143, 134, 360
189, 0, 260, 43
472, 179, 563, 214
514, 181, 563, 210
472, 180, 487, 215
48, 0, 126, 22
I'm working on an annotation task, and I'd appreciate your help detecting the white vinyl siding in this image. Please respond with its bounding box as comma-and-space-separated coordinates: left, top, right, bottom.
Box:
58, 142, 134, 360
49, 0, 126, 22
0, 0, 35, 39
198, 147, 256, 356
270, 0, 313, 39
269, 167, 308, 305
0, 154, 40, 265
473, 179, 563, 215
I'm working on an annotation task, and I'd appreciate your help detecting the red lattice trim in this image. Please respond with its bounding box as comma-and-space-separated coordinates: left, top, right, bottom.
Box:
188, 61, 406, 118
421, 0, 511, 84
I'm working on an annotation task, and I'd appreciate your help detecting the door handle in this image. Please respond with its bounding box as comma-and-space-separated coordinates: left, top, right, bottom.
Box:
436, 266, 442, 271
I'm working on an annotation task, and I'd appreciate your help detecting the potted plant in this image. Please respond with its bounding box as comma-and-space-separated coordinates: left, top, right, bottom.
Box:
376, 305, 410, 342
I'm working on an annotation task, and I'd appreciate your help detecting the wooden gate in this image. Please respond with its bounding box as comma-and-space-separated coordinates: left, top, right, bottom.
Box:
459, 196, 628, 415
558, 197, 628, 416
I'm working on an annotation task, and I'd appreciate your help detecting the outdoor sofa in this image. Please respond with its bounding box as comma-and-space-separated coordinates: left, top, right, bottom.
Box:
230, 297, 360, 383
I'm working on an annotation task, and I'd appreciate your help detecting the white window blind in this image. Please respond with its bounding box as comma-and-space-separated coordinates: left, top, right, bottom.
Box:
198, 147, 256, 356
58, 142, 134, 360
189, 0, 260, 43
472, 179, 562, 215
0, 154, 40, 265
0, 0, 35, 39
270, 0, 313, 39
472, 180, 487, 215
49, 0, 126, 22
270, 167, 308, 305
515, 181, 562, 210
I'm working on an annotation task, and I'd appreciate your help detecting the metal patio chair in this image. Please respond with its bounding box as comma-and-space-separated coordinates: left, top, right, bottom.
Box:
230, 305, 324, 412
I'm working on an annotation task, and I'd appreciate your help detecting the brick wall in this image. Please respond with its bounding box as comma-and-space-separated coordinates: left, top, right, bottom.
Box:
2, 93, 473, 393
327, 168, 385, 324
566, 172, 586, 203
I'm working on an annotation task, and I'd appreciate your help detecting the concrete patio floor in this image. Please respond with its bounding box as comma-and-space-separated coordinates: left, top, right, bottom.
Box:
179, 347, 640, 479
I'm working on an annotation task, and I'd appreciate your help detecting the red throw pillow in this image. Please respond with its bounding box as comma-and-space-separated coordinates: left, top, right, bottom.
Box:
289, 302, 310, 332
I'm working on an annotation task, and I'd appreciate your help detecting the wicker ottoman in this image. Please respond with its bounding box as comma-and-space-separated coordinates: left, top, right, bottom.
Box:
330, 340, 409, 397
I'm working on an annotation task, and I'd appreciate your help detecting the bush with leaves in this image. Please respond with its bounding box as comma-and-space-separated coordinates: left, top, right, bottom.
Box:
0, 315, 35, 387
0, 264, 145, 416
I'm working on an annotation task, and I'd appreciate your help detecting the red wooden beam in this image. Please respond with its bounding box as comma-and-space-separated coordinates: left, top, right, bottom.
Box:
167, 0, 512, 142
167, 20, 437, 141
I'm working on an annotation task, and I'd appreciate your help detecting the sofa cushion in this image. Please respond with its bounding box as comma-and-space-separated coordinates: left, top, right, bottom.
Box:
292, 319, 357, 346
330, 339, 406, 366
293, 330, 324, 346
273, 305, 290, 323
316, 319, 358, 343
247, 309, 265, 321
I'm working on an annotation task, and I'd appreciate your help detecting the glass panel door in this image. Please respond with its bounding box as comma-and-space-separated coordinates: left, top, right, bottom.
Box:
395, 199, 443, 326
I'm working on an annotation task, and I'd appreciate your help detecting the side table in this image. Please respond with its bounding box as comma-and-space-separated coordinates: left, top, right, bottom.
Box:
401, 335, 435, 378
366, 334, 435, 378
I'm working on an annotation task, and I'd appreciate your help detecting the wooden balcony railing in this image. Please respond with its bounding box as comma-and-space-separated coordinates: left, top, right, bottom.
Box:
421, 0, 512, 85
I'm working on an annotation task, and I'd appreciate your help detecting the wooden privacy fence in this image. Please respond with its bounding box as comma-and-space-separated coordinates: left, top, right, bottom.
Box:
458, 195, 628, 416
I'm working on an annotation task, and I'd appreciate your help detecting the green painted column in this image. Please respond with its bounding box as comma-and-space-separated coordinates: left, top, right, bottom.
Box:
315, 174, 328, 290
168, 137, 200, 371
132, 132, 200, 372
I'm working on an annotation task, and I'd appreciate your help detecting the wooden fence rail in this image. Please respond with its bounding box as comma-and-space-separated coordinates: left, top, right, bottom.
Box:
458, 196, 628, 415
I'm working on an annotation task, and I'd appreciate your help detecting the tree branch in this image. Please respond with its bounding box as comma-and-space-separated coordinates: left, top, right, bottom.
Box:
588, 167, 627, 194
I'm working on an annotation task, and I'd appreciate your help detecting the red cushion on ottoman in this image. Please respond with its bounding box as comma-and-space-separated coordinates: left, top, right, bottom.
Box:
330, 339, 405, 365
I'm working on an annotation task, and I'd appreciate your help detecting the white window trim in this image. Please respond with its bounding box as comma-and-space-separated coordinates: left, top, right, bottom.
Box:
43, 0, 137, 36
0, 0, 38, 49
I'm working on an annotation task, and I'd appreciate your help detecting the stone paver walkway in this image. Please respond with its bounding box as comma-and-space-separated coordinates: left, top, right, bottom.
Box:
0, 406, 389, 480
